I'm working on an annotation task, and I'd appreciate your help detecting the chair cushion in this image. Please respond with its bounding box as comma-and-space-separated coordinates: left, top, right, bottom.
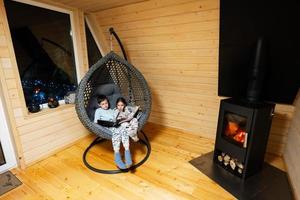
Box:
86, 83, 121, 120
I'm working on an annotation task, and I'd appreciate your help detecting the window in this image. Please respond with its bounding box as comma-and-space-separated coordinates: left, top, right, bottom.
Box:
0, 142, 5, 166
5, 0, 78, 107
85, 21, 102, 67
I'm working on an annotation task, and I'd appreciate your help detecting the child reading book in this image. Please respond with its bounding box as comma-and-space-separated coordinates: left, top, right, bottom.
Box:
116, 97, 139, 142
93, 95, 118, 123
93, 95, 130, 169
113, 97, 140, 169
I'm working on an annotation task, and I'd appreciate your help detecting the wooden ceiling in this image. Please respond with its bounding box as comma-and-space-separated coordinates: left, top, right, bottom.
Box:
45, 0, 148, 12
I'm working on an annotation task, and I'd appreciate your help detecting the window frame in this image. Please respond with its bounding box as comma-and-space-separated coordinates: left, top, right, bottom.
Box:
84, 17, 103, 67
6, 0, 83, 117
84, 15, 107, 58
13, 0, 82, 84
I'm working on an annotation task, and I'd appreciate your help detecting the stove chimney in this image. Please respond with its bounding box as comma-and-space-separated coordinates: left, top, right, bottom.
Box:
246, 37, 267, 102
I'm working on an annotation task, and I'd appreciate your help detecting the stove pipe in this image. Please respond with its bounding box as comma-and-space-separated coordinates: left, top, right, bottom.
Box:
246, 37, 267, 102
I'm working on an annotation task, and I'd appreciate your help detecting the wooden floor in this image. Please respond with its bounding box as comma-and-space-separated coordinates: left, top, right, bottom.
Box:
0, 123, 286, 200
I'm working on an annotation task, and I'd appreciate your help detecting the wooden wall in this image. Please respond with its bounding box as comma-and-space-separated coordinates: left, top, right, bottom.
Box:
93, 0, 295, 156
0, 0, 90, 167
284, 91, 300, 199
0, 0, 296, 168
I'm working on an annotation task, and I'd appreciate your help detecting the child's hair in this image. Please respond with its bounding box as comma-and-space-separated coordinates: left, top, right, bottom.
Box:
97, 95, 109, 104
116, 97, 127, 111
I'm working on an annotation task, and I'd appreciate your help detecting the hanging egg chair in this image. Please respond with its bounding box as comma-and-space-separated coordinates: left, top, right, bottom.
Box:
75, 28, 151, 174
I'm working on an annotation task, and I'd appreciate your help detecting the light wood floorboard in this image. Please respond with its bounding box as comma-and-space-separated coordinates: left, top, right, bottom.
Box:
1, 123, 286, 200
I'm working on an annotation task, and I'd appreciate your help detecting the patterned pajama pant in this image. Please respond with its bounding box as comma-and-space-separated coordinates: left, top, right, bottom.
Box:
111, 126, 129, 152
120, 118, 139, 141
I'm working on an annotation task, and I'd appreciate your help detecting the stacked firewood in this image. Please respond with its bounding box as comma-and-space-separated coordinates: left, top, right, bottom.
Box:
217, 152, 244, 174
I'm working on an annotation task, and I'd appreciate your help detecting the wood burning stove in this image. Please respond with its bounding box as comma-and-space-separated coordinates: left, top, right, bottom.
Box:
213, 98, 275, 179
189, 10, 293, 197
190, 97, 292, 198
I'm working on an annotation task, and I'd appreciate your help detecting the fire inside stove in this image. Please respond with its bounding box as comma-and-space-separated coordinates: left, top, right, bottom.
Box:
223, 113, 248, 148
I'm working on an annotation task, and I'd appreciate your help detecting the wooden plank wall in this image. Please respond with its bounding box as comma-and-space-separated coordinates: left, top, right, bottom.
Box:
93, 0, 295, 156
0, 0, 90, 166
284, 91, 300, 200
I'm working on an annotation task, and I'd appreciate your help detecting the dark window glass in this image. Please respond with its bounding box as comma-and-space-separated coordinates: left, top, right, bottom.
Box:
85, 22, 102, 67
0, 142, 6, 166
5, 0, 77, 106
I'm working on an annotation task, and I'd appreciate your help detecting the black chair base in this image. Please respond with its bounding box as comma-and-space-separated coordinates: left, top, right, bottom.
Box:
82, 130, 151, 174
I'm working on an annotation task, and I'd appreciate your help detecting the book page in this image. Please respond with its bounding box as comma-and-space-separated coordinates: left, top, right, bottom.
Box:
118, 106, 139, 124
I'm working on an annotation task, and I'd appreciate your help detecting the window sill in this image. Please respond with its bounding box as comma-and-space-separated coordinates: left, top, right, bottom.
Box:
24, 103, 75, 119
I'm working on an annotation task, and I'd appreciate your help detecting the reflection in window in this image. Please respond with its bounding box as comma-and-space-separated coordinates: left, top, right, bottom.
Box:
5, 0, 77, 106
85, 22, 102, 67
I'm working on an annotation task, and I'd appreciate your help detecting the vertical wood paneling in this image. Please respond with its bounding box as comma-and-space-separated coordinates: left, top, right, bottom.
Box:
94, 0, 295, 156
0, 0, 26, 168
0, 0, 90, 167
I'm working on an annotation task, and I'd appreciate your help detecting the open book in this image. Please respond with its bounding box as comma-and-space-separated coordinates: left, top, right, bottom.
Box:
97, 106, 140, 127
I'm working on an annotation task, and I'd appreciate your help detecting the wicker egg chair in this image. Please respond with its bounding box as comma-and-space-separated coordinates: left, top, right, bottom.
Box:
75, 28, 151, 174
